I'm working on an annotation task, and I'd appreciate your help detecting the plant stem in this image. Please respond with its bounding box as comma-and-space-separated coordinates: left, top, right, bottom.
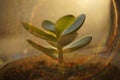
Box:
57, 39, 64, 65
58, 49, 65, 79
58, 50, 63, 64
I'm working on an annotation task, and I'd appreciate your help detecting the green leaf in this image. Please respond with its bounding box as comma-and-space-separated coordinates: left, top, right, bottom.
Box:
0, 59, 3, 65
58, 33, 78, 47
27, 39, 58, 60
63, 35, 92, 53
55, 15, 75, 35
62, 14, 86, 35
47, 41, 57, 48
41, 20, 56, 33
22, 22, 57, 42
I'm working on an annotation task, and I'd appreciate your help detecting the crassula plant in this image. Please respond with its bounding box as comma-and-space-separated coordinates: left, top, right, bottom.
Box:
22, 14, 92, 65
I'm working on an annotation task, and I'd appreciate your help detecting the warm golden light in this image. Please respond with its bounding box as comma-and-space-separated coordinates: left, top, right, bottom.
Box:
0, 0, 113, 61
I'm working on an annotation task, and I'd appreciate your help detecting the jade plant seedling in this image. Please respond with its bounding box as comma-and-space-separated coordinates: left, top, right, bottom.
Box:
22, 14, 92, 65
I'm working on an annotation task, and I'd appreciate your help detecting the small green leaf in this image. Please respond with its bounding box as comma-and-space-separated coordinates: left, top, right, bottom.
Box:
27, 39, 58, 60
63, 35, 92, 53
47, 41, 57, 48
22, 22, 57, 42
0, 59, 3, 65
58, 33, 78, 47
41, 20, 56, 33
55, 15, 75, 35
62, 14, 86, 35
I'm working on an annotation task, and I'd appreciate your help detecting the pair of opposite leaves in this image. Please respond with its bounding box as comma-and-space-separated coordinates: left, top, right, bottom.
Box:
22, 14, 92, 60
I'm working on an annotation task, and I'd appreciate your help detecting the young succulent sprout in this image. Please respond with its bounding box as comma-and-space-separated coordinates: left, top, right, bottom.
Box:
22, 14, 92, 64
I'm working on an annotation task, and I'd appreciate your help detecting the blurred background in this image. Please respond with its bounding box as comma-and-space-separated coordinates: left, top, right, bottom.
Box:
0, 0, 119, 66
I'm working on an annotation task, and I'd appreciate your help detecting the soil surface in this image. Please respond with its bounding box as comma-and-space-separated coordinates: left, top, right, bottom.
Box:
0, 55, 120, 80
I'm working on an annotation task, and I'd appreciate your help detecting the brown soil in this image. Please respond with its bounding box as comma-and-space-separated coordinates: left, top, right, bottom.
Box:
0, 55, 120, 80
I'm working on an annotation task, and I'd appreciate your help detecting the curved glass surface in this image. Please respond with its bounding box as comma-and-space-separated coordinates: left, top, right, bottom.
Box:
0, 0, 119, 79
